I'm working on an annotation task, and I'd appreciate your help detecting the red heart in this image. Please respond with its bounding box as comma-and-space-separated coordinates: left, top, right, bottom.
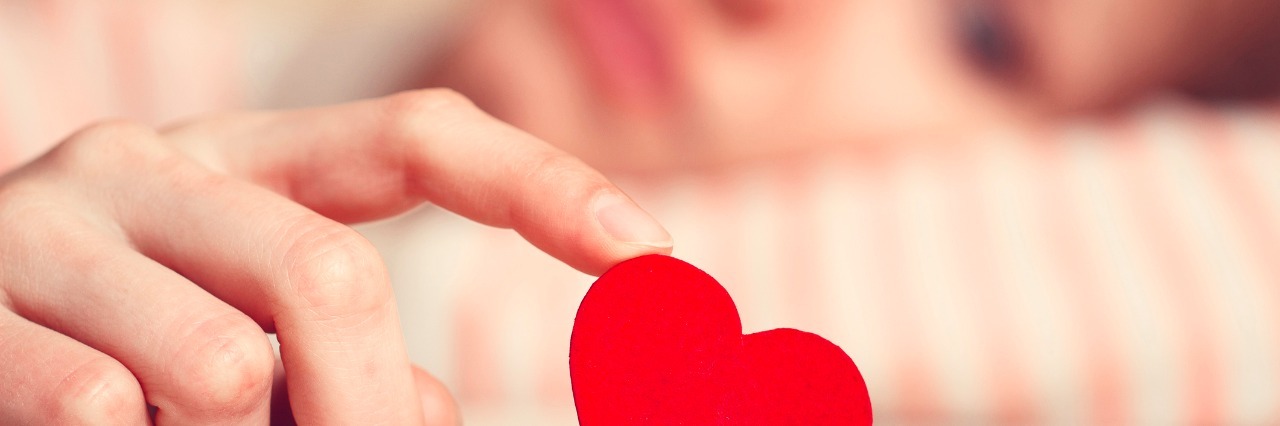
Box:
570, 255, 873, 425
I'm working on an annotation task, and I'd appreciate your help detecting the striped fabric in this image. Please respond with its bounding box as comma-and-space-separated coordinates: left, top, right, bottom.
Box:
0, 0, 243, 170
366, 101, 1280, 425
4, 2, 1280, 425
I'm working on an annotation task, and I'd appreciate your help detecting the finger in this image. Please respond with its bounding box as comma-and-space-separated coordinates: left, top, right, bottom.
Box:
0, 309, 149, 425
65, 133, 424, 425
10, 126, 275, 424
4, 235, 275, 424
163, 89, 672, 275
411, 365, 460, 426
265, 363, 460, 426
265, 362, 454, 426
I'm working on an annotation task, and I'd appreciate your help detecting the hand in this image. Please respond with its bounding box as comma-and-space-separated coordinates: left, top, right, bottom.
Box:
0, 89, 672, 424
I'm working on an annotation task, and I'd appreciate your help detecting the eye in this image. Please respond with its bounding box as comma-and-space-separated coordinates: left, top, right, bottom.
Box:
956, 0, 1023, 80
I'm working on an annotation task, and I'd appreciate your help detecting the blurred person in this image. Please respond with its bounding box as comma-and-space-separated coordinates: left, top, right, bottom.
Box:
0, 0, 1279, 424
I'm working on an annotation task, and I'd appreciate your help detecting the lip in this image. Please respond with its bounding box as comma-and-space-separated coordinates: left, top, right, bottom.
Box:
555, 0, 675, 110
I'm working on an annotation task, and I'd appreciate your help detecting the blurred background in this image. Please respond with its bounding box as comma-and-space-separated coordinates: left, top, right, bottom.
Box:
2, 0, 1279, 424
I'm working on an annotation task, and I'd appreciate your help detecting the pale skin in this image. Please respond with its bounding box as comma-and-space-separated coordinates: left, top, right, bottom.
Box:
3, 0, 1280, 424
0, 89, 672, 424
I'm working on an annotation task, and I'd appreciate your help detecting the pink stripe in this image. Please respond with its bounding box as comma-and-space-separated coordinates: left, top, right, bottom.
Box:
36, 1, 93, 123
452, 230, 511, 404
455, 307, 503, 402
536, 271, 573, 407
104, 2, 157, 120
1113, 119, 1224, 423
1038, 132, 1131, 424
776, 158, 825, 330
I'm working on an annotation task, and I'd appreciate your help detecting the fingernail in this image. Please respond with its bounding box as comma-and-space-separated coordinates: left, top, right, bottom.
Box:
593, 193, 673, 248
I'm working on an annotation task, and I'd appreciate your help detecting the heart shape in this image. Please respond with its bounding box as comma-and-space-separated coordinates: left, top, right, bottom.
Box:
570, 255, 873, 425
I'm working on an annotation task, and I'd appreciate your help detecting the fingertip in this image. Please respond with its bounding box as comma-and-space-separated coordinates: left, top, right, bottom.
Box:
561, 191, 673, 276
552, 233, 675, 277
592, 192, 673, 250
411, 365, 461, 426
591, 241, 676, 276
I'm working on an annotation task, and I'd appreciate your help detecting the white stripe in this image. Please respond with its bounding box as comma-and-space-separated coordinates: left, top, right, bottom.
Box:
635, 174, 720, 272
0, 5, 49, 160
731, 166, 787, 334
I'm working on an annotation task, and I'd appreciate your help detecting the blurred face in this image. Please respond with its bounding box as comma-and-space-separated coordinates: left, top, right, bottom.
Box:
427, 0, 1280, 172
989, 0, 1280, 109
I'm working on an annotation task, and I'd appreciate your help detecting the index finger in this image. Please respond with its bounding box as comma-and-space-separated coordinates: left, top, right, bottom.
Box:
165, 89, 673, 275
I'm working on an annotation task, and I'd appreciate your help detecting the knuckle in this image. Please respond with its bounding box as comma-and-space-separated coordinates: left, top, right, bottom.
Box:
0, 181, 46, 224
44, 120, 172, 173
48, 357, 144, 424
0, 182, 104, 284
390, 88, 475, 115
172, 314, 274, 416
381, 89, 477, 133
70, 120, 155, 143
279, 218, 392, 321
